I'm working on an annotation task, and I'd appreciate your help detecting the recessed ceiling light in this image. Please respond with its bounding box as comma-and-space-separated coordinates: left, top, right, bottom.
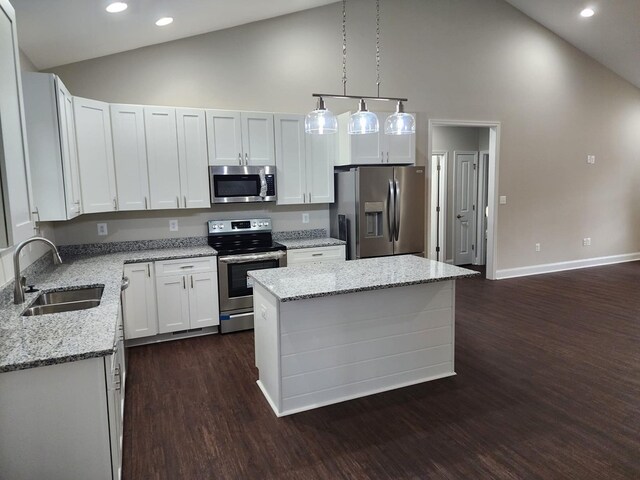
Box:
155, 17, 174, 27
580, 8, 595, 18
106, 2, 127, 13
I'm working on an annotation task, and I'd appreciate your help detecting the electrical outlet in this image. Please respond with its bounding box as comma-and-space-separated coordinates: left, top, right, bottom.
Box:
97, 223, 108, 236
535, 243, 541, 252
587, 155, 596, 165
499, 196, 507, 205
302, 213, 310, 224
583, 237, 591, 246
169, 219, 179, 232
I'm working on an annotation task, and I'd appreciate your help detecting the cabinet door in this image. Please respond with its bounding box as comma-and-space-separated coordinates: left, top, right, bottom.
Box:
188, 271, 219, 329
73, 96, 117, 213
176, 108, 210, 209
306, 133, 336, 204
205, 109, 242, 166
336, 112, 382, 165
275, 114, 306, 205
156, 274, 190, 333
241, 112, 275, 165
144, 107, 181, 210
378, 111, 416, 165
122, 263, 158, 339
56, 81, 82, 217
111, 104, 150, 211
0, 4, 33, 247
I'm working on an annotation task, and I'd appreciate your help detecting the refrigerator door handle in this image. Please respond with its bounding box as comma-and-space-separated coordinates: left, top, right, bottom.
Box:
388, 179, 395, 241
394, 179, 401, 241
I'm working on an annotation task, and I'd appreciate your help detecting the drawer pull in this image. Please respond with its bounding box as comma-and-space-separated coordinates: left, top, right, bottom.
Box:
180, 265, 194, 269
311, 253, 324, 257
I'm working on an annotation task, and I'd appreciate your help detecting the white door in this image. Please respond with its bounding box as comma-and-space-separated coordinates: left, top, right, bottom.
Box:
306, 133, 335, 204
241, 112, 275, 165
56, 81, 81, 217
453, 151, 477, 265
111, 104, 149, 211
205, 110, 242, 166
144, 107, 181, 210
122, 263, 158, 339
73, 96, 117, 213
176, 108, 210, 209
156, 274, 190, 333
188, 271, 219, 329
275, 114, 306, 205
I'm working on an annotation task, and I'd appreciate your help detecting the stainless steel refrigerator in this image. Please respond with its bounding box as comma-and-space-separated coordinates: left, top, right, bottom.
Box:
330, 166, 426, 259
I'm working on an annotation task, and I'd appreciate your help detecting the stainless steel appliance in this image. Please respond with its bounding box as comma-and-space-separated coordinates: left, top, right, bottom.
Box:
209, 165, 276, 204
208, 218, 286, 333
330, 166, 425, 259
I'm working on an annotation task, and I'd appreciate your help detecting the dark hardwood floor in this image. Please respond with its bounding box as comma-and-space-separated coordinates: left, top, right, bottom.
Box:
122, 262, 640, 479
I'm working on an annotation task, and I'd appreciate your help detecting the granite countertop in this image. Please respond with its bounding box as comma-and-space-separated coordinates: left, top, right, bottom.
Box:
0, 245, 217, 373
249, 255, 479, 302
277, 237, 346, 249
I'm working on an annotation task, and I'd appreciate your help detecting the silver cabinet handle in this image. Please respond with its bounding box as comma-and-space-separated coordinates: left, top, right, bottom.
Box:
184, 195, 187, 208
387, 152, 390, 163
180, 265, 194, 269
311, 253, 323, 257
238, 154, 242, 165
244, 153, 249, 165
144, 197, 148, 209
219, 251, 286, 264
190, 275, 194, 289
182, 276, 186, 289
113, 198, 117, 210
121, 276, 130, 291
303, 193, 306, 203
147, 264, 151, 277
176, 196, 180, 208
308, 192, 311, 203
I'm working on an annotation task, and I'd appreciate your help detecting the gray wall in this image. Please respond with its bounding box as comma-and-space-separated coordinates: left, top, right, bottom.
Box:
46, 0, 640, 271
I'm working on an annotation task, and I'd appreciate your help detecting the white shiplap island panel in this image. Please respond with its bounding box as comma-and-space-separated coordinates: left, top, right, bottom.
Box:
250, 256, 477, 417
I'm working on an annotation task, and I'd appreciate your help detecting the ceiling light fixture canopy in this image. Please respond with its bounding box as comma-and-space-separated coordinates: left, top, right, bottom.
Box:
305, 0, 415, 136
106, 2, 127, 13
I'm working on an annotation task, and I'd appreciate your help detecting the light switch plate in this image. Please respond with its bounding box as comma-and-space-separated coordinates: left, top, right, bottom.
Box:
169, 219, 179, 232
587, 155, 596, 164
97, 223, 108, 236
499, 196, 507, 205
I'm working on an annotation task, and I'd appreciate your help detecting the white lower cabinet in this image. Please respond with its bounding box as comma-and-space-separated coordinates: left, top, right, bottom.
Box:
156, 273, 191, 333
122, 262, 158, 339
286, 245, 346, 266
0, 315, 126, 480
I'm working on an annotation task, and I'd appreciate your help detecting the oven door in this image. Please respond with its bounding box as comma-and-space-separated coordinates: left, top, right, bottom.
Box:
218, 251, 286, 312
210, 166, 276, 203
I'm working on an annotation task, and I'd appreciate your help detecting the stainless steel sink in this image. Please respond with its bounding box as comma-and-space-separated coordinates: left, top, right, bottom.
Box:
22, 286, 104, 317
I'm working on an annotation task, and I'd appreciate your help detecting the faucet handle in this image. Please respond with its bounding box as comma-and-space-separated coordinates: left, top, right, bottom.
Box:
20, 276, 26, 288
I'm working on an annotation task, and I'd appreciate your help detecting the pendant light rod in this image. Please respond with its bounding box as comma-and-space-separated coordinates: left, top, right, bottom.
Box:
311, 93, 408, 102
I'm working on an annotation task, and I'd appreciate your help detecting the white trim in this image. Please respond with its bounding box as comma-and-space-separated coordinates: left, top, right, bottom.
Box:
428, 151, 447, 261
427, 119, 501, 280
495, 252, 640, 279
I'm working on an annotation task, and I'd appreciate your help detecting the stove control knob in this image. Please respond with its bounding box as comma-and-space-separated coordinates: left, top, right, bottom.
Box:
218, 224, 224, 229
212, 225, 218, 230
259, 222, 264, 227
252, 222, 257, 227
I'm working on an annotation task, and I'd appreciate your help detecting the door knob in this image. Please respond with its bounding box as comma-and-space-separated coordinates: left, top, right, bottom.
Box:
456, 214, 463, 219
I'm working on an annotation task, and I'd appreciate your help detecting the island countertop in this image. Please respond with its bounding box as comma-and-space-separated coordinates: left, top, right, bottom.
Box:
0, 245, 217, 373
248, 255, 478, 302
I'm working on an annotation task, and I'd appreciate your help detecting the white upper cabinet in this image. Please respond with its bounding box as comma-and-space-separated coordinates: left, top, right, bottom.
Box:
206, 110, 275, 166
0, 2, 33, 247
205, 110, 242, 165
336, 111, 415, 166
176, 108, 210, 209
275, 114, 335, 205
144, 106, 181, 210
22, 73, 81, 221
73, 96, 118, 214
111, 104, 150, 211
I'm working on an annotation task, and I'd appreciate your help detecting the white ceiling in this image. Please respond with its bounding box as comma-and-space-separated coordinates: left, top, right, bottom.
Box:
504, 0, 640, 89
12, 0, 640, 90
12, 0, 338, 69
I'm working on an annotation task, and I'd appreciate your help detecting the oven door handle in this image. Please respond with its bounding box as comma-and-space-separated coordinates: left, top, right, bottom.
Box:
218, 251, 286, 264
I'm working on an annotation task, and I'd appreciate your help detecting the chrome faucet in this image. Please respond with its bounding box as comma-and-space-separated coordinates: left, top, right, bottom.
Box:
13, 237, 63, 304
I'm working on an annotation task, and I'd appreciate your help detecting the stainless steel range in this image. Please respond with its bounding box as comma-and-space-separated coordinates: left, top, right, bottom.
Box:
208, 218, 286, 333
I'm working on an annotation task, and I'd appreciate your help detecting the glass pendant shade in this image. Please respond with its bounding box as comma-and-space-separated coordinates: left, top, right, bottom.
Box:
348, 99, 379, 135
384, 101, 415, 135
305, 97, 338, 134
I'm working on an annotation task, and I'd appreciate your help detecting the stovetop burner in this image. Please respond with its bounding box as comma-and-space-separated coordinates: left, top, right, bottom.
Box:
207, 218, 286, 255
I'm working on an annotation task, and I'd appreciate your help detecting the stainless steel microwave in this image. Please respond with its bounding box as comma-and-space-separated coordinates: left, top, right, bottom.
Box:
209, 166, 276, 204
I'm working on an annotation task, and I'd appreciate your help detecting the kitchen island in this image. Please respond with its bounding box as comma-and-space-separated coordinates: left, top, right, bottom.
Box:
248, 255, 478, 417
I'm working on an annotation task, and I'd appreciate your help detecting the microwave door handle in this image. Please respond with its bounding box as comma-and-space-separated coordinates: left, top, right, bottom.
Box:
219, 251, 286, 264
388, 179, 395, 242
259, 169, 267, 198
394, 179, 400, 241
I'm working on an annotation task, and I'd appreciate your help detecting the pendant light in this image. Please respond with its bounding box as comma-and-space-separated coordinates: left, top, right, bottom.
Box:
306, 0, 415, 136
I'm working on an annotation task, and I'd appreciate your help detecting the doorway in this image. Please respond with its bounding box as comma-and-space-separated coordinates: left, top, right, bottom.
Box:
427, 120, 500, 280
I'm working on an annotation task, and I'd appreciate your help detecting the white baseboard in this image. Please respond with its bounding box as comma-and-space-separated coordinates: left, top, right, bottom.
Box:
496, 252, 640, 280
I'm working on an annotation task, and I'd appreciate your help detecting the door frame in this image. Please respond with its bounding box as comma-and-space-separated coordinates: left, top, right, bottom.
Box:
452, 150, 478, 266
429, 151, 447, 262
427, 119, 501, 280
475, 150, 490, 266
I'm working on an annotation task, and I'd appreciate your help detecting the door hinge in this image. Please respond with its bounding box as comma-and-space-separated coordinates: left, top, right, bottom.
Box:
473, 163, 477, 170
435, 246, 440, 253
472, 244, 475, 250
436, 206, 441, 212
437, 164, 441, 171
472, 204, 475, 211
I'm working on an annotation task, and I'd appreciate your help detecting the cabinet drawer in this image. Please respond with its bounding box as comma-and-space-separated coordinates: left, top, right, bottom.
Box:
155, 256, 216, 276
287, 246, 345, 265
